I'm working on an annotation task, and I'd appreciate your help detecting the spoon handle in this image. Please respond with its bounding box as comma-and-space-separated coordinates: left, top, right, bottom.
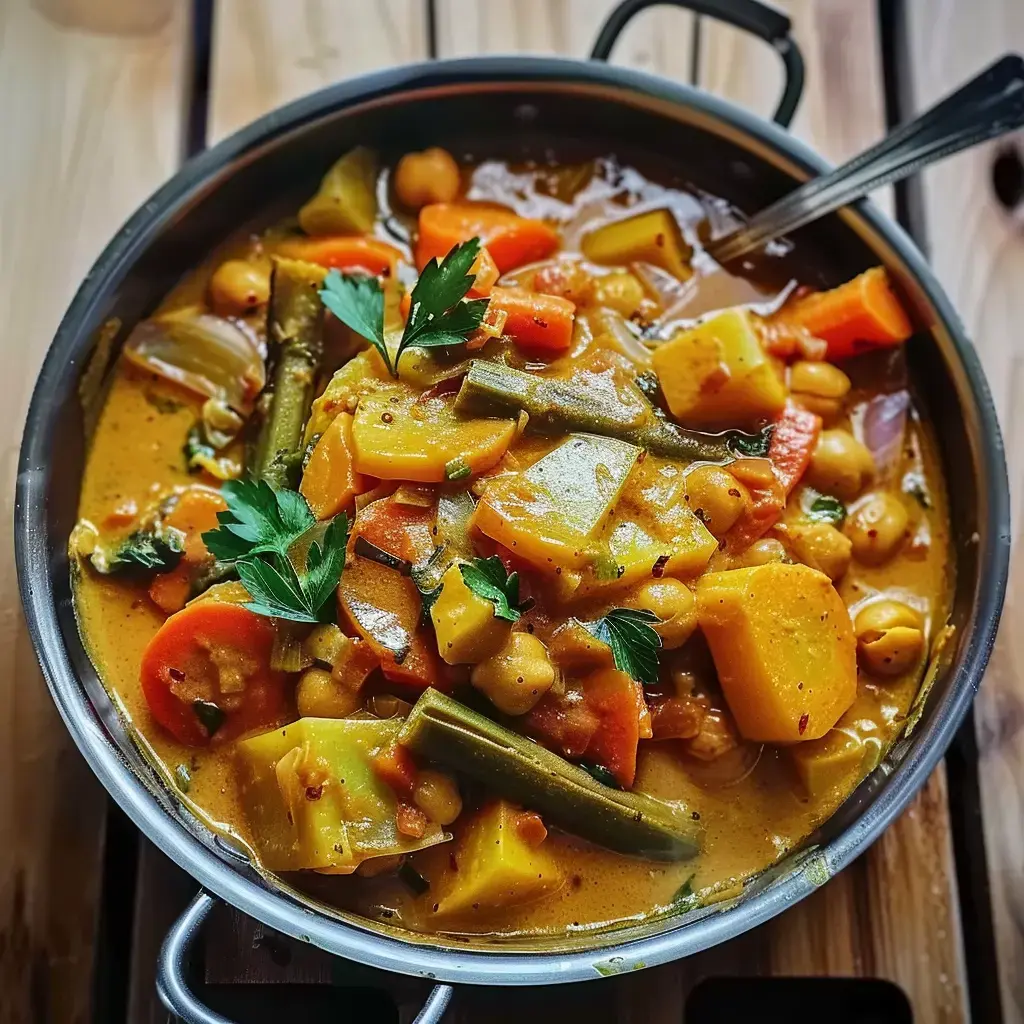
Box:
709, 54, 1024, 264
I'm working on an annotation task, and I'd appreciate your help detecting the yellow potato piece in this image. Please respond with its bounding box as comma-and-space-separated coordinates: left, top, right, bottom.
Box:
696, 562, 857, 743
651, 308, 786, 427
430, 563, 511, 665
305, 347, 390, 444
473, 433, 641, 571
582, 208, 693, 281
430, 800, 563, 920
352, 384, 515, 483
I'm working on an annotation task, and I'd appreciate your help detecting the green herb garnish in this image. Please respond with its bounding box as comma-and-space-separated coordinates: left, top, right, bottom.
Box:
459, 556, 523, 623
174, 763, 191, 793
193, 700, 225, 737
444, 457, 472, 481
671, 873, 700, 911
582, 608, 662, 686
318, 237, 488, 378
806, 494, 847, 526
184, 424, 217, 473
581, 763, 621, 789
202, 479, 348, 624
728, 423, 774, 458
93, 527, 184, 575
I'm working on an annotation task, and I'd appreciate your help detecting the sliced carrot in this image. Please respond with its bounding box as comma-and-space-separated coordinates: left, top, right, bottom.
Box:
278, 236, 404, 278
724, 458, 787, 553
580, 668, 642, 789
299, 412, 366, 520
787, 267, 913, 361
415, 202, 559, 273
148, 565, 192, 615
468, 246, 500, 296
164, 487, 227, 565
351, 495, 435, 563
768, 402, 822, 494
489, 286, 576, 351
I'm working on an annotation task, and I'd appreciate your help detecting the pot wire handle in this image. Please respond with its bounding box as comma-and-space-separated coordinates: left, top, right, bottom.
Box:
156, 889, 455, 1024
709, 53, 1024, 264
589, 0, 804, 127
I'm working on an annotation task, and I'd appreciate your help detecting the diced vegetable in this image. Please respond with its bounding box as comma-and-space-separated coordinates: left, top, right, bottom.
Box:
236, 717, 447, 872
148, 565, 191, 614
337, 554, 441, 689
651, 309, 787, 426
430, 563, 512, 665
140, 602, 287, 746
722, 457, 787, 552
400, 689, 701, 860
122, 309, 265, 415
768, 402, 822, 494
786, 267, 913, 361
488, 286, 576, 351
299, 412, 367, 520
255, 258, 326, 489
696, 562, 857, 743
370, 739, 418, 799
581, 208, 693, 281
352, 384, 516, 483
473, 433, 641, 571
416, 202, 560, 273
278, 236, 404, 278
428, 800, 563, 920
351, 495, 435, 564
469, 247, 500, 296
298, 147, 378, 237
578, 669, 642, 789
304, 347, 391, 444
456, 360, 740, 463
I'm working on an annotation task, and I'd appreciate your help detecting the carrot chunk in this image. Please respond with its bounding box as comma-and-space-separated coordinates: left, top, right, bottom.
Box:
787, 267, 913, 361
489, 286, 575, 351
278, 236, 403, 278
767, 402, 822, 495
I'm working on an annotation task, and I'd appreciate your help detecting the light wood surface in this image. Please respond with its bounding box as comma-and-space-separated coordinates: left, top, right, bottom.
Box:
0, 1, 189, 1021
907, 2, 1024, 1021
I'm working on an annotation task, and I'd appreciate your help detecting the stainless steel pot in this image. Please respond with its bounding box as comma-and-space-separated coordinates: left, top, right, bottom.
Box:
14, 1, 1010, 1021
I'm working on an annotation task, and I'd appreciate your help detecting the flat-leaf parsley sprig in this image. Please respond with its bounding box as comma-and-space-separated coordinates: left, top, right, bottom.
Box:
581, 608, 662, 686
202, 478, 348, 624
318, 237, 488, 377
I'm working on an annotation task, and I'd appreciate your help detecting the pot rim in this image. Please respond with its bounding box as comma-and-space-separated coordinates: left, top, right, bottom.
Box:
15, 55, 1011, 985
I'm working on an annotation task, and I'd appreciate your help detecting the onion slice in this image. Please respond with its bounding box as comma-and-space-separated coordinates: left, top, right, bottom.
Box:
859, 390, 910, 483
123, 308, 265, 413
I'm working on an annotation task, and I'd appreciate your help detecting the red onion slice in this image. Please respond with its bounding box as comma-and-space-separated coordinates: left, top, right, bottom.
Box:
860, 390, 910, 483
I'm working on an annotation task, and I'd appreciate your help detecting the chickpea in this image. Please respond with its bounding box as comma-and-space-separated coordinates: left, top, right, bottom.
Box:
685, 465, 749, 536
471, 633, 556, 716
208, 258, 271, 316
625, 578, 697, 650
592, 271, 646, 317
296, 667, 361, 718
855, 600, 925, 676
787, 522, 852, 581
845, 491, 909, 566
412, 769, 463, 826
807, 429, 875, 500
790, 361, 851, 420
393, 147, 461, 209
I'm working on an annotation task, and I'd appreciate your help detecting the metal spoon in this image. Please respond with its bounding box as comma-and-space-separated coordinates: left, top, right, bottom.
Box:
708, 54, 1024, 265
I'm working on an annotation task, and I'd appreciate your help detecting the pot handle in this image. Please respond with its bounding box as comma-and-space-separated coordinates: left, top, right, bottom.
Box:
157, 890, 455, 1023
589, 0, 805, 127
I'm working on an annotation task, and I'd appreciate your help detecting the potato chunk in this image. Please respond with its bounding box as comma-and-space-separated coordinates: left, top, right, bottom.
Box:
430, 563, 512, 665
651, 309, 786, 426
352, 385, 516, 483
582, 208, 692, 281
429, 800, 563, 920
696, 562, 856, 743
236, 717, 446, 873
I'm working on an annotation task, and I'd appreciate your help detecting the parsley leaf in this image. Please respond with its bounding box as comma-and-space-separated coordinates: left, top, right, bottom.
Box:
806, 494, 847, 526
202, 477, 315, 563
235, 513, 349, 624
459, 555, 523, 623
581, 763, 621, 789
93, 527, 184, 575
319, 269, 392, 374
399, 238, 489, 364
582, 608, 662, 686
728, 423, 774, 458
193, 700, 225, 737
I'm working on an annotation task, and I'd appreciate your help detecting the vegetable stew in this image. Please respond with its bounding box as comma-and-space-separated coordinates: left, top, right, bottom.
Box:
73, 145, 951, 938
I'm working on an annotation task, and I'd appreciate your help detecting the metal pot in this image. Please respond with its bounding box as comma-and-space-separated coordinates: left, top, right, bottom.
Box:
14, 1, 1010, 1021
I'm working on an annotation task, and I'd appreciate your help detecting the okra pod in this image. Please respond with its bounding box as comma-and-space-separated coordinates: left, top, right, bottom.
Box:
255, 258, 326, 489
455, 360, 749, 464
399, 689, 702, 861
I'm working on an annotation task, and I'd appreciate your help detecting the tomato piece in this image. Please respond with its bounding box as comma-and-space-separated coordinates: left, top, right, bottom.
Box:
140, 602, 286, 746
580, 669, 642, 789
370, 740, 418, 799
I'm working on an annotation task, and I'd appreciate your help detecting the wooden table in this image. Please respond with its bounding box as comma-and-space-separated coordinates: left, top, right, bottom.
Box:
1, 1, 1021, 1021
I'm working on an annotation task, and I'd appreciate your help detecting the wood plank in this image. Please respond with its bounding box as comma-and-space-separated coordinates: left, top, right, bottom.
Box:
434, 0, 694, 80
906, 2, 1024, 1021
208, 0, 430, 145
698, 4, 966, 1020
0, 1, 189, 1021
